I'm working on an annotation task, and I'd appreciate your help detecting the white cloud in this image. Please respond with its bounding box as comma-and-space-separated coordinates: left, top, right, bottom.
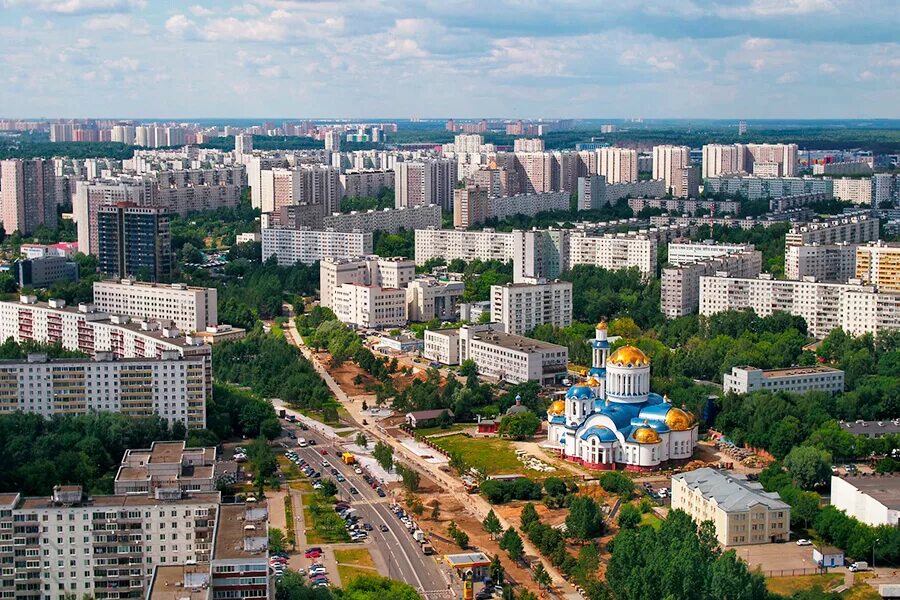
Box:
103, 56, 140, 72
83, 13, 147, 32
777, 71, 799, 83
165, 14, 197, 38
258, 65, 282, 78
1, 0, 136, 14
189, 5, 214, 16
385, 38, 427, 60
720, 0, 839, 18
818, 62, 838, 73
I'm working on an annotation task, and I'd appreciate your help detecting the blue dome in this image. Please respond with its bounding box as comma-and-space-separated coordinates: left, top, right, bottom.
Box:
579, 426, 618, 443
566, 386, 594, 400
639, 402, 671, 420
549, 415, 566, 425
598, 402, 641, 429
588, 366, 606, 377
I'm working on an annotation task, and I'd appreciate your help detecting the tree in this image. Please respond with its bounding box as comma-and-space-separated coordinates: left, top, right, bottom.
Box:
483, 509, 502, 540
436, 409, 454, 429
355, 432, 368, 448
268, 528, 287, 553
617, 503, 642, 530
447, 521, 469, 549
319, 479, 338, 497
395, 464, 420, 491
520, 502, 540, 531
543, 477, 567, 498
532, 562, 551, 590
459, 359, 478, 378
449, 450, 467, 475
784, 446, 832, 490
566, 496, 604, 543
499, 527, 524, 563
373, 441, 394, 471
498, 412, 541, 440
489, 554, 505, 585
430, 500, 441, 521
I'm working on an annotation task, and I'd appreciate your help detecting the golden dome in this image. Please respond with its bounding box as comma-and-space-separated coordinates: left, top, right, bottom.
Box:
633, 424, 661, 444
547, 400, 566, 416
596, 321, 608, 330
608, 345, 650, 367
587, 375, 601, 386
665, 407, 693, 431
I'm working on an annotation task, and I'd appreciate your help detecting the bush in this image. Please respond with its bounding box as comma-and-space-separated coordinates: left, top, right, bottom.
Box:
480, 477, 543, 504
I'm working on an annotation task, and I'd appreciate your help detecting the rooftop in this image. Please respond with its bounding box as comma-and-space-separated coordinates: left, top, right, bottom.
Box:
734, 366, 844, 378
213, 503, 269, 560
0, 493, 20, 508
445, 552, 491, 568
467, 328, 567, 354
147, 565, 210, 600
18, 491, 220, 510
674, 468, 790, 512
839, 419, 900, 436
835, 475, 900, 509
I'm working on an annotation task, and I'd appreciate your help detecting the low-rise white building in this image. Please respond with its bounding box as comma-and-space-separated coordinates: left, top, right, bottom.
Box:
723, 366, 845, 395
92, 279, 218, 333
331, 284, 407, 329
672, 468, 790, 546
261, 227, 373, 265
830, 475, 900, 527
406, 278, 465, 322
457, 324, 568, 384
490, 279, 573, 335
423, 328, 460, 365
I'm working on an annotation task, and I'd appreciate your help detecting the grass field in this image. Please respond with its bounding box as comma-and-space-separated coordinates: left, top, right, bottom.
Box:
640, 512, 663, 530
334, 548, 376, 568
277, 456, 302, 479
337, 564, 379, 585
301, 492, 350, 544
431, 434, 551, 476
765, 574, 841, 596
414, 423, 474, 438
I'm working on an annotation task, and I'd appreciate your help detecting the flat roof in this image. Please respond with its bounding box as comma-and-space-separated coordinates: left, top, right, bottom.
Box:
445, 552, 491, 567
837, 475, 900, 510
147, 565, 210, 600
213, 503, 269, 560
18, 491, 220, 510
759, 366, 843, 378
151, 441, 189, 463
840, 420, 900, 436
469, 329, 566, 353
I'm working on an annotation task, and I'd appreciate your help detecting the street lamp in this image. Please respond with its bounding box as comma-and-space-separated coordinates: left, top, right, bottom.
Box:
873, 538, 880, 569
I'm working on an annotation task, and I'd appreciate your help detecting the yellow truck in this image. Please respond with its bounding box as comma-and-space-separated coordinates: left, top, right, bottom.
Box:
341, 452, 355, 465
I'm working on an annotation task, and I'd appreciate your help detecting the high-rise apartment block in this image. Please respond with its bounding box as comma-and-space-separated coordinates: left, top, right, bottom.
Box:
567, 232, 657, 279
661, 250, 762, 318
322, 203, 440, 234
261, 227, 372, 266
701, 143, 798, 179
597, 148, 638, 184
514, 152, 555, 194
394, 160, 457, 212
784, 213, 878, 247
490, 279, 573, 335
704, 175, 831, 200
652, 145, 691, 196
833, 177, 873, 205
234, 133, 253, 155
339, 169, 395, 198
415, 228, 515, 266
784, 243, 857, 282
324, 130, 342, 152
604, 179, 667, 203
513, 138, 545, 153
856, 241, 900, 292
699, 273, 900, 338
453, 185, 489, 228
0, 351, 207, 428
667, 241, 755, 265
97, 204, 172, 282
673, 165, 700, 199
92, 280, 217, 333
0, 159, 58, 234
577, 175, 607, 210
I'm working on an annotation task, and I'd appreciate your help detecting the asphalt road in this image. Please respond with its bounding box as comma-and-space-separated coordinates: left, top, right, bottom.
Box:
282, 424, 455, 599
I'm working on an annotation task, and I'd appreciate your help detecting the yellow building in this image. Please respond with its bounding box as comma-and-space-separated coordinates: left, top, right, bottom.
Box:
856, 241, 900, 292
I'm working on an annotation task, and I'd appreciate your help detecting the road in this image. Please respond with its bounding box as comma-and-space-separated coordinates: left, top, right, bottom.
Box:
280, 420, 455, 599
284, 318, 582, 600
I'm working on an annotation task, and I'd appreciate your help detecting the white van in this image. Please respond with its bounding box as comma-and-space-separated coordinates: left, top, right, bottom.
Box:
298, 438, 308, 448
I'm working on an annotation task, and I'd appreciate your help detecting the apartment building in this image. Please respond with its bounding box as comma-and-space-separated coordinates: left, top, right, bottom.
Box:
260, 227, 372, 266
406, 278, 465, 322
567, 232, 657, 279
597, 148, 638, 184
0, 296, 212, 391
513, 138, 545, 153
626, 198, 740, 216
701, 143, 798, 179
16, 256, 79, 288
512, 229, 569, 282
92, 280, 217, 333
769, 192, 831, 212
453, 185, 489, 228
784, 243, 857, 282
490, 280, 573, 335
577, 175, 606, 211
394, 160, 457, 212
704, 176, 832, 200
338, 169, 395, 198
514, 152, 555, 194
331, 285, 407, 328
833, 177, 873, 205
114, 442, 221, 495
604, 179, 667, 203
0, 159, 58, 235
0, 351, 207, 429
455, 189, 570, 228
667, 241, 755, 266
319, 256, 415, 310
813, 161, 873, 176
456, 324, 568, 384
652, 145, 691, 195
784, 213, 879, 247
73, 178, 152, 255
673, 166, 700, 199
699, 273, 900, 338
322, 204, 440, 234
423, 328, 460, 365
97, 204, 172, 282
856, 241, 900, 291
723, 365, 845, 395
414, 227, 514, 266
661, 250, 762, 319
672, 468, 790, 546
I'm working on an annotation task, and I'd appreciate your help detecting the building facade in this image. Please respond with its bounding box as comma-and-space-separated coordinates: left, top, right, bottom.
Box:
92, 280, 218, 334
667, 241, 754, 266
784, 213, 878, 247
830, 475, 900, 527
97, 204, 172, 282
855, 241, 900, 292
597, 148, 638, 184
652, 145, 691, 196
784, 243, 857, 282
490, 280, 573, 336
457, 324, 568, 384
0, 159, 58, 235
723, 366, 845, 395
261, 227, 372, 266
322, 204, 440, 234
661, 250, 762, 319
16, 256, 79, 288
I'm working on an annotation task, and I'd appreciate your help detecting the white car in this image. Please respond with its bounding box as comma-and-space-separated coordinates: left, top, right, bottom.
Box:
796, 539, 812, 546
354, 467, 363, 474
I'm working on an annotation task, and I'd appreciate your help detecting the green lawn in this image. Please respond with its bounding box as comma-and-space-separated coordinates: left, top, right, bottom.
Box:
639, 512, 663, 530
334, 548, 376, 569
431, 434, 553, 476
414, 423, 475, 438
337, 564, 379, 586
765, 574, 841, 596
276, 456, 302, 480
301, 492, 350, 544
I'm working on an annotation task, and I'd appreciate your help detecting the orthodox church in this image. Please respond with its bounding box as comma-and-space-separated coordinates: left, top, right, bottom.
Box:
545, 322, 698, 471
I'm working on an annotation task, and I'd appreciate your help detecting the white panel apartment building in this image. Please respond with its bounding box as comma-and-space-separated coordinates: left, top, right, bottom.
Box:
339, 169, 395, 198
319, 256, 415, 310
261, 227, 373, 266
699, 273, 900, 338
322, 204, 441, 234
414, 228, 514, 266
661, 250, 762, 319
784, 243, 857, 282
784, 213, 879, 247
567, 232, 657, 279
490, 280, 573, 335
833, 177, 873, 205
672, 468, 790, 546
457, 324, 568, 384
597, 148, 638, 184
667, 241, 755, 266
723, 366, 844, 395
394, 160, 457, 211
0, 351, 207, 428
92, 280, 217, 333
331, 285, 408, 328
701, 143, 798, 179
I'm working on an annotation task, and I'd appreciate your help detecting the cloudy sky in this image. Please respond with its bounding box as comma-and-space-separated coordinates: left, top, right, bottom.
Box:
0, 0, 898, 119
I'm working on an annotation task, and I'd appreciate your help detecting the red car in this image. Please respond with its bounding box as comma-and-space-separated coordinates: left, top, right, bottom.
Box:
319, 449, 328, 455
304, 547, 323, 558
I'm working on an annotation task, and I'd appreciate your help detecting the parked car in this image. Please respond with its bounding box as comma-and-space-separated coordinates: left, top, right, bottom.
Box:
349, 487, 359, 495
796, 539, 812, 546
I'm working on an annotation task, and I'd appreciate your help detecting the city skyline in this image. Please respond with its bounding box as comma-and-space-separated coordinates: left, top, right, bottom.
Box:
0, 0, 898, 119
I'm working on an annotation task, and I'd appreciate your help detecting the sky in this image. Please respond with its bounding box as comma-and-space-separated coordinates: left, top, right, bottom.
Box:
0, 0, 898, 120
